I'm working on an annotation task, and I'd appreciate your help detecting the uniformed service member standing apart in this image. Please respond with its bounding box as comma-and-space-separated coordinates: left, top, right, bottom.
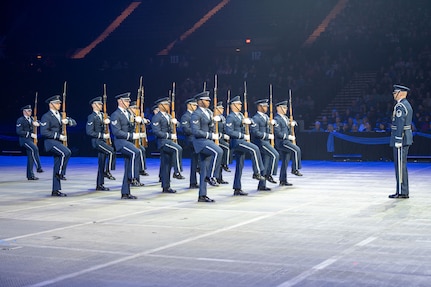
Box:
16, 104, 44, 180
40, 95, 77, 196
225, 96, 265, 196
86, 97, 115, 191
151, 97, 184, 194
110, 92, 145, 199
213, 101, 231, 184
180, 97, 199, 189
190, 91, 223, 202
273, 101, 294, 186
389, 85, 413, 199
250, 99, 279, 191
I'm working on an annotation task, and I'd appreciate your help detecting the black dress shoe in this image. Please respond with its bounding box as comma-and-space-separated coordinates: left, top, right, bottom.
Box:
130, 179, 145, 187
55, 174, 67, 180
51, 190, 67, 197
233, 189, 248, 196
217, 178, 229, 184
291, 170, 303, 176
388, 193, 409, 199
198, 195, 215, 202
279, 181, 293, 186
196, 167, 200, 174
162, 188, 177, 193
252, 173, 266, 181
140, 170, 149, 176
37, 168, 44, 173
28, 176, 39, 180
189, 183, 199, 189
173, 172, 185, 179
121, 194, 137, 199
258, 186, 271, 191
222, 165, 231, 172
265, 175, 277, 184
104, 172, 116, 180
96, 185, 110, 191
205, 177, 219, 186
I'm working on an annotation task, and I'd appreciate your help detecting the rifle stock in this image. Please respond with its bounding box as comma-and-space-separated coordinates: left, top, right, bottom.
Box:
62, 81, 68, 147
140, 77, 148, 147
213, 75, 219, 145
269, 85, 274, 147
134, 80, 141, 148
243, 81, 250, 142
33, 92, 38, 145
102, 84, 112, 146
289, 89, 296, 145
171, 82, 177, 143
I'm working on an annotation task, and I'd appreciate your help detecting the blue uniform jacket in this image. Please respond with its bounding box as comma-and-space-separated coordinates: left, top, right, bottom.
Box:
151, 111, 174, 149
16, 116, 34, 146
274, 113, 290, 148
190, 107, 215, 153
251, 112, 271, 145
390, 98, 413, 147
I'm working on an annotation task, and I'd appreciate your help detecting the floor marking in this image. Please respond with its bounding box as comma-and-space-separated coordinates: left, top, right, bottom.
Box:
276, 236, 377, 287
24, 202, 313, 287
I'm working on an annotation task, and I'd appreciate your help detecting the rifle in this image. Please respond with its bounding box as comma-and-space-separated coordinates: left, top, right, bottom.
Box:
269, 84, 274, 147
289, 89, 296, 145
243, 81, 250, 142
62, 81, 68, 147
133, 80, 142, 148
33, 92, 38, 145
213, 74, 219, 145
102, 84, 112, 146
139, 77, 148, 147
171, 82, 177, 143
226, 90, 230, 115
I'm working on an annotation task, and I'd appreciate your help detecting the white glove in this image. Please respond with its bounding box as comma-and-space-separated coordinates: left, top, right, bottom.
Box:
135, 116, 142, 123
171, 134, 177, 140
103, 133, 110, 139
395, 142, 402, 148
268, 134, 274, 140
171, 118, 178, 125
288, 135, 296, 141
32, 121, 40, 127
61, 118, 69, 125
290, 120, 297, 127
270, 119, 277, 126
244, 134, 250, 141
140, 132, 147, 138
213, 115, 221, 122
211, 133, 219, 140
242, 118, 252, 125
59, 135, 67, 141
103, 118, 110, 124
223, 134, 230, 140
31, 133, 37, 139
132, 133, 140, 140
143, 118, 150, 124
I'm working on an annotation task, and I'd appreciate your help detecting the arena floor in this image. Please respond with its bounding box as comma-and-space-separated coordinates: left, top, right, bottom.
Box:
1, 156, 430, 287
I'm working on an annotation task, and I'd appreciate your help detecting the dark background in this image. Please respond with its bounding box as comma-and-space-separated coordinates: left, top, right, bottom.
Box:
1, 0, 430, 159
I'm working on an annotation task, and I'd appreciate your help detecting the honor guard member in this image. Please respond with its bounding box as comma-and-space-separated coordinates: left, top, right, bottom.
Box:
225, 95, 265, 196
151, 97, 184, 194
16, 104, 44, 180
273, 101, 295, 186
389, 85, 413, 199
180, 97, 199, 189
190, 91, 223, 202
130, 100, 150, 177
40, 95, 77, 196
213, 100, 231, 184
86, 97, 115, 191
281, 100, 303, 176
110, 92, 144, 199
250, 99, 279, 191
